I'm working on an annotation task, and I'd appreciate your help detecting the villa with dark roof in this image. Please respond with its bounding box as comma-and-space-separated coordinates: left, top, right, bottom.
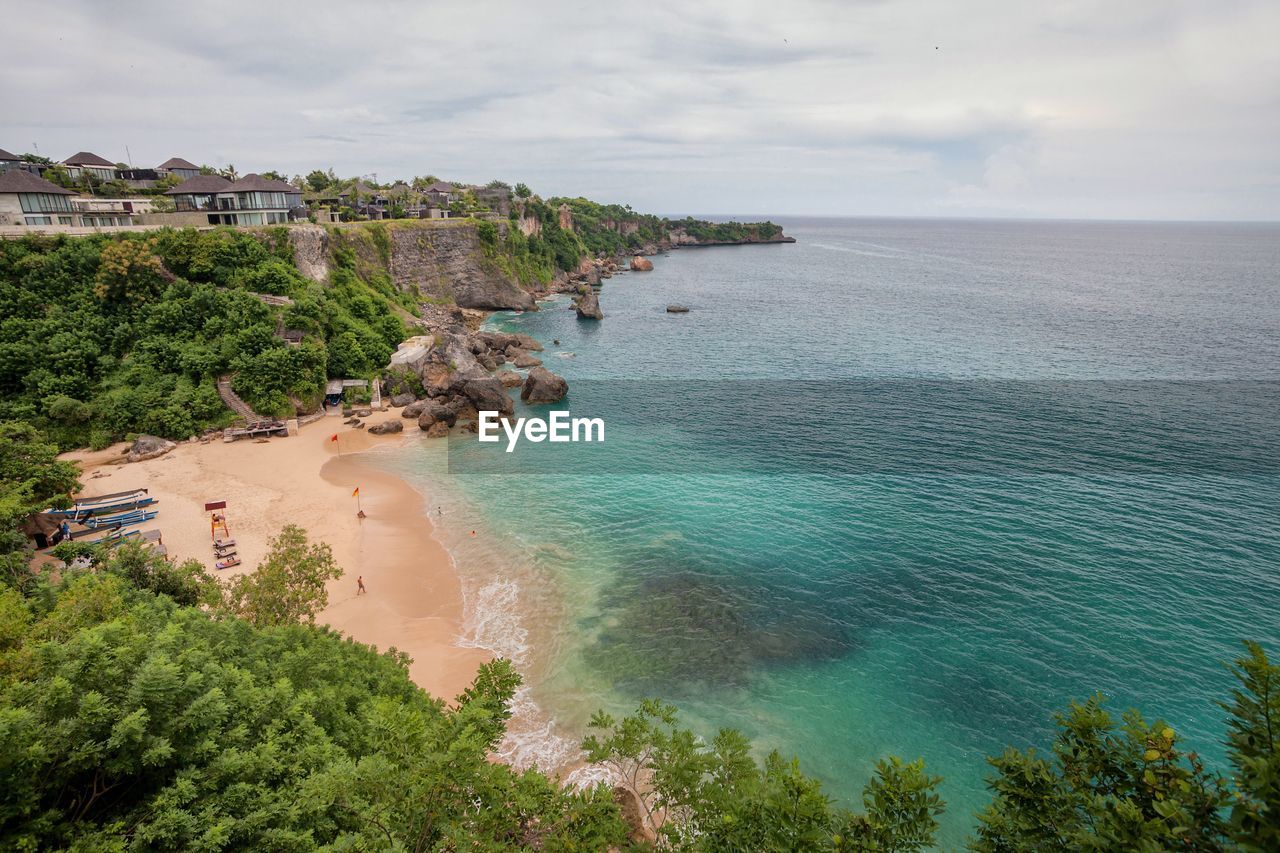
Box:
156, 157, 201, 180
0, 169, 81, 226
61, 152, 117, 182
166, 173, 303, 225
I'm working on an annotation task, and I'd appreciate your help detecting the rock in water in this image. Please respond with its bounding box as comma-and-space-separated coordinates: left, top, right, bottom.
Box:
630, 256, 654, 271
666, 304, 690, 313
521, 366, 569, 404
368, 419, 404, 435
575, 287, 604, 320
127, 434, 176, 463
426, 420, 450, 438
497, 370, 524, 388
512, 350, 543, 368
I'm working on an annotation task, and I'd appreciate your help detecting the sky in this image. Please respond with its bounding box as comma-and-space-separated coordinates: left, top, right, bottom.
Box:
3, 0, 1278, 220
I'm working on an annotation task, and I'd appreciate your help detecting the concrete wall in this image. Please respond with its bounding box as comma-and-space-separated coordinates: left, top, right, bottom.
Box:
0, 194, 24, 226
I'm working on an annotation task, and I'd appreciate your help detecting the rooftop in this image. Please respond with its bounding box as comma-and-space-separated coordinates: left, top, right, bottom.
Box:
164, 174, 232, 195
0, 169, 77, 195
0, 148, 18, 161
62, 151, 116, 167
157, 156, 200, 170
225, 174, 300, 193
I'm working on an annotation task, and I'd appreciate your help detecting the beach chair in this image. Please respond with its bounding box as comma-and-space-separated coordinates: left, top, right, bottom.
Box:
215, 556, 241, 570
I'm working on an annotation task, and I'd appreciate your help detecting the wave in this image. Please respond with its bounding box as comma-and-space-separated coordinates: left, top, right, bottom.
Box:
457, 575, 617, 788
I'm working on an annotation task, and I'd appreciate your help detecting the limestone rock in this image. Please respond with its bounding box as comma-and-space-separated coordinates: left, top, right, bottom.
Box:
511, 349, 543, 368
497, 370, 524, 388
390, 392, 417, 407
126, 434, 176, 463
462, 377, 514, 416
402, 400, 427, 418
426, 420, 450, 438
630, 256, 654, 272
368, 419, 404, 435
575, 287, 604, 320
521, 367, 568, 404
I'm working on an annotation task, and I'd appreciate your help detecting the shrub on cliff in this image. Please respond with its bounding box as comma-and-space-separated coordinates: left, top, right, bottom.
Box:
0, 229, 409, 447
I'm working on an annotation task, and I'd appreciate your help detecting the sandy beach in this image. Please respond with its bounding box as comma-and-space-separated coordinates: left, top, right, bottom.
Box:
61, 410, 491, 702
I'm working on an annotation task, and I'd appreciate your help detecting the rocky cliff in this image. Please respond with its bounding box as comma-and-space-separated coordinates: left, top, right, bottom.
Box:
286, 221, 534, 311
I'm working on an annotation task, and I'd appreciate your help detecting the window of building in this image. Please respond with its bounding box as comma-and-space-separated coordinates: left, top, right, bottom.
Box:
58, 216, 73, 225
18, 193, 74, 213
24, 216, 52, 225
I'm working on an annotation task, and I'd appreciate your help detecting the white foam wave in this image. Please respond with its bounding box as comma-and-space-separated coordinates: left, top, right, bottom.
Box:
458, 576, 614, 787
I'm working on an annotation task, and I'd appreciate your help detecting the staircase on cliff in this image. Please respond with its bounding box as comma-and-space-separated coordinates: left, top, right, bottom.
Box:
216, 375, 263, 422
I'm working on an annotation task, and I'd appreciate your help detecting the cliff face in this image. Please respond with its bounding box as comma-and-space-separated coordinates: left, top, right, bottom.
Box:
285, 221, 535, 311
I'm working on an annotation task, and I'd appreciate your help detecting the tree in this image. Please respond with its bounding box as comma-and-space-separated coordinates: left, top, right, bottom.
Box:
583, 699, 944, 850
1222, 641, 1280, 850
222, 524, 343, 627
306, 169, 332, 192
0, 422, 80, 591
971, 648, 1280, 851
93, 237, 172, 304
514, 182, 532, 199
100, 540, 220, 607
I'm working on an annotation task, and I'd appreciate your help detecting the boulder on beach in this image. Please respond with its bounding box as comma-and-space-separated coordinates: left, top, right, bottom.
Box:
630, 256, 654, 272
462, 377, 514, 416
389, 392, 416, 407
402, 400, 427, 418
425, 420, 450, 438
126, 434, 176, 463
521, 366, 569, 404
368, 419, 404, 435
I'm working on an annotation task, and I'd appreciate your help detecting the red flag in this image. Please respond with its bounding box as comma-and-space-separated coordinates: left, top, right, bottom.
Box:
352, 487, 360, 497
330, 434, 339, 442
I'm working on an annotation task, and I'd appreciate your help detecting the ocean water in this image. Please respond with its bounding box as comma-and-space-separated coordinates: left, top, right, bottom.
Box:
376, 218, 1280, 846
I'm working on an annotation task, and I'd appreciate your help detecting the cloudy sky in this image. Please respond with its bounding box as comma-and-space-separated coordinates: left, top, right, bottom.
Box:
4, 0, 1277, 220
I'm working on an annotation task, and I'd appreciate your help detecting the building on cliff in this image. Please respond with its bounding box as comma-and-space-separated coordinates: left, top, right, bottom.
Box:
61, 151, 118, 182
166, 173, 304, 226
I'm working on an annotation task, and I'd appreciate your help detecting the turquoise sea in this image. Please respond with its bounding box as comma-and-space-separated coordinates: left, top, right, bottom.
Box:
371, 218, 1280, 846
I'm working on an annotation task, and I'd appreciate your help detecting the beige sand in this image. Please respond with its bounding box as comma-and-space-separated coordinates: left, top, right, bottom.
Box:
62, 411, 490, 702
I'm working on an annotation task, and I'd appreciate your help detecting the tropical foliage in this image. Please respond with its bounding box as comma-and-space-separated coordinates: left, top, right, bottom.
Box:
0, 228, 407, 447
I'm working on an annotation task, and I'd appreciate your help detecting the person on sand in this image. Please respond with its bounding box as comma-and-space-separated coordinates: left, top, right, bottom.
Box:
357, 576, 366, 595
470, 530, 476, 537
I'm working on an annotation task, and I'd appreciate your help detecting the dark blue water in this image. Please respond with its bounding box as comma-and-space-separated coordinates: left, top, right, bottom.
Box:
405, 218, 1280, 845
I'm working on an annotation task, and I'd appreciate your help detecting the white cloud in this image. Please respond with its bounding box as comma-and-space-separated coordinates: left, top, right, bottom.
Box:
0, 0, 1274, 219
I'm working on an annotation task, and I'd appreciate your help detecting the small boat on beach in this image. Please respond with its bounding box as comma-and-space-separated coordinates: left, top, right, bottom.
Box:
44, 489, 155, 519
81, 509, 159, 530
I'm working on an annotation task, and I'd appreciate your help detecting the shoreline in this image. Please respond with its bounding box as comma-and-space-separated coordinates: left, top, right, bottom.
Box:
62, 410, 491, 703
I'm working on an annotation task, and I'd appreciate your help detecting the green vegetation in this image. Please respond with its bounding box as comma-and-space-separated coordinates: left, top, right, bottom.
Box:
0, 228, 408, 447
0, 423, 79, 593
670, 216, 783, 243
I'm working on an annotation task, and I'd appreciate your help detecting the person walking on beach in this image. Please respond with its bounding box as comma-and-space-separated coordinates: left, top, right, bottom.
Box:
357, 575, 366, 595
